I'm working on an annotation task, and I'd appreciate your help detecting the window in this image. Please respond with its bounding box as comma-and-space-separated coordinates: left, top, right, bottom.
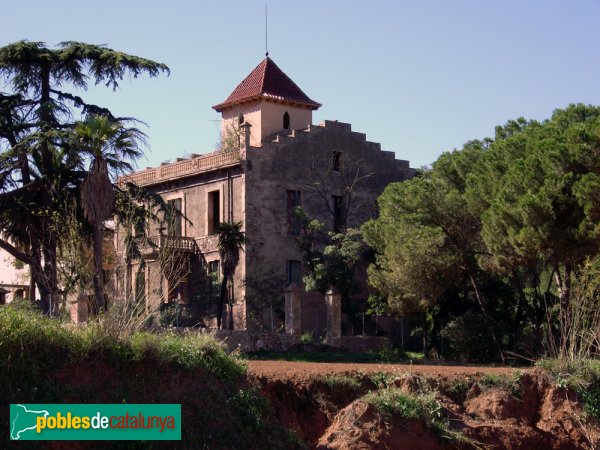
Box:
207, 190, 221, 235
134, 216, 146, 238
208, 260, 220, 303
209, 260, 220, 276
286, 190, 302, 235
332, 151, 342, 172
286, 260, 302, 286
167, 198, 182, 236
135, 264, 146, 304
116, 270, 125, 296
283, 111, 290, 129
237, 113, 244, 125
332, 195, 345, 232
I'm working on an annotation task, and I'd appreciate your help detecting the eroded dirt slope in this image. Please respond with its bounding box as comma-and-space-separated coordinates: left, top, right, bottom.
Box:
247, 361, 599, 449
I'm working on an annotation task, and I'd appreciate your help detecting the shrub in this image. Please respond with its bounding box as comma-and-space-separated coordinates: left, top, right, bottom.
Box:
369, 371, 396, 389
365, 388, 446, 434
364, 387, 470, 444
478, 372, 523, 398
545, 256, 600, 363
321, 374, 362, 391
0, 303, 245, 380
537, 358, 600, 420
441, 311, 499, 362
443, 378, 471, 404
227, 388, 271, 432
299, 331, 314, 344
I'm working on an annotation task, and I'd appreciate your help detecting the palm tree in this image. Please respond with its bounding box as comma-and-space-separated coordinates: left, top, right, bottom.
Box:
215, 221, 246, 329
75, 115, 145, 312
0, 41, 168, 313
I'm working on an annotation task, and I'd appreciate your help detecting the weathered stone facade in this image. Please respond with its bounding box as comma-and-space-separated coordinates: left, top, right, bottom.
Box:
115, 57, 414, 331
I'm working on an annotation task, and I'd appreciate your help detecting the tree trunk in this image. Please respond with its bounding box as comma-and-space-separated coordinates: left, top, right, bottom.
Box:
28, 271, 36, 302
28, 252, 44, 305
468, 271, 506, 363
217, 276, 228, 329
38, 63, 61, 315
228, 301, 234, 330
554, 261, 572, 358
422, 313, 429, 358
91, 222, 106, 313
509, 272, 530, 352
42, 229, 60, 315
18, 149, 39, 304
228, 281, 235, 330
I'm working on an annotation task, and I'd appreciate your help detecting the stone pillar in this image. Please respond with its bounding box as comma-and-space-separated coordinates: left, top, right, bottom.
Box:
284, 282, 302, 334
239, 122, 252, 154
69, 293, 89, 324
325, 286, 341, 344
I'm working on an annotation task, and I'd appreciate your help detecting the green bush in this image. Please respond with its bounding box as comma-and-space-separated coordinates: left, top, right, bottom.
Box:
299, 331, 314, 344
369, 371, 396, 389
227, 388, 270, 432
478, 372, 523, 398
365, 388, 446, 434
364, 387, 470, 444
321, 374, 362, 391
537, 358, 600, 420
441, 311, 499, 362
0, 304, 245, 381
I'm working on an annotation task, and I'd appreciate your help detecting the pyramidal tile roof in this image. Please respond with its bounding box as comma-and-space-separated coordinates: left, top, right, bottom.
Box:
213, 57, 321, 112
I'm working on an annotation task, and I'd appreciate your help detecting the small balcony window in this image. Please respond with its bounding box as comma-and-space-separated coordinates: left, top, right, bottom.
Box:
286, 260, 302, 286
332, 151, 342, 172
286, 190, 302, 235
207, 190, 221, 235
283, 111, 290, 130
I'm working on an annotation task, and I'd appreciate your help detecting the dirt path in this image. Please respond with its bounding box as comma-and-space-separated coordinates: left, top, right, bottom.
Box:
246, 360, 522, 381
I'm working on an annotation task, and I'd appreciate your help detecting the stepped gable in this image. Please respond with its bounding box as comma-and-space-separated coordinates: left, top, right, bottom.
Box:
266, 120, 413, 172
213, 57, 321, 112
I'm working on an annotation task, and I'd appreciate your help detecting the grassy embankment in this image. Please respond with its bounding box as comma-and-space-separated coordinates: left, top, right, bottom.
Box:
0, 302, 302, 449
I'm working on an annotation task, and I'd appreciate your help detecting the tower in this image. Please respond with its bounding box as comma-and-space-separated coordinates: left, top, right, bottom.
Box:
213, 57, 321, 147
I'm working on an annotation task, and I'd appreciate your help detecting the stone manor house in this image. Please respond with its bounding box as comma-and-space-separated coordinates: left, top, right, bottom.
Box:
115, 57, 414, 332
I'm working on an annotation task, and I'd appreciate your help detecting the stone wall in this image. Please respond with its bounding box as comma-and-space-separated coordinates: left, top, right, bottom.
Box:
338, 335, 390, 353
244, 120, 415, 331
210, 329, 301, 352
193, 329, 391, 353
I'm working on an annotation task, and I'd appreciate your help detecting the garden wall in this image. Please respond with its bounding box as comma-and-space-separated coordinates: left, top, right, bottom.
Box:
195, 329, 390, 353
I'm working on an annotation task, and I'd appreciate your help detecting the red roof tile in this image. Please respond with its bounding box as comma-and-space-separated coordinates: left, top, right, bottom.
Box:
213, 57, 321, 112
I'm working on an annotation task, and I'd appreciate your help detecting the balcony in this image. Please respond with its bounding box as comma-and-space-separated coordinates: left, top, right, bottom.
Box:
140, 235, 199, 255
119, 149, 241, 187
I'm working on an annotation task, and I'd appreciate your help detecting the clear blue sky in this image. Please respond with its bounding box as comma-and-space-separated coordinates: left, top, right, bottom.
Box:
3, 1, 600, 169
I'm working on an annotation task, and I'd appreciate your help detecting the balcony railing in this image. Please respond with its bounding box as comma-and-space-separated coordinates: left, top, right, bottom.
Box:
119, 149, 241, 187
143, 235, 199, 254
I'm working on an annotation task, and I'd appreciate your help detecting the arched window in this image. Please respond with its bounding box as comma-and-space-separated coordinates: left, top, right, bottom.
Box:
237, 113, 244, 125
283, 111, 290, 129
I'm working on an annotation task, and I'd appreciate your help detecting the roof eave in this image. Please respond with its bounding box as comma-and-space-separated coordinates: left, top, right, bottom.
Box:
213, 95, 321, 113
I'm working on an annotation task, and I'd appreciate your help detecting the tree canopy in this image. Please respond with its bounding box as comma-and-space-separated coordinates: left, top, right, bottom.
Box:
0, 40, 169, 312
363, 104, 600, 360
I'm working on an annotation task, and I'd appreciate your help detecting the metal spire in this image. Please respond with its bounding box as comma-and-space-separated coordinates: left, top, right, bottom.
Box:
265, 5, 269, 57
